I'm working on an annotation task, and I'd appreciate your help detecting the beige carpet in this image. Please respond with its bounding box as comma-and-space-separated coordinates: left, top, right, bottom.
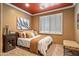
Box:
47, 44, 64, 56
1, 44, 64, 56
1, 47, 38, 56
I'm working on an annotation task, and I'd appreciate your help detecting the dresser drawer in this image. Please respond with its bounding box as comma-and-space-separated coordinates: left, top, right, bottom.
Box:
3, 34, 16, 52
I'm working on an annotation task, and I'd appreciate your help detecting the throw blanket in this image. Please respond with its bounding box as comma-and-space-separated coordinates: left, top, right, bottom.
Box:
30, 35, 47, 53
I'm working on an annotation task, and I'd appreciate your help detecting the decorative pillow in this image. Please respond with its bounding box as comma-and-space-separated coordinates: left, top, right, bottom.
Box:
23, 31, 27, 38
19, 32, 24, 38
31, 32, 36, 38
26, 31, 33, 38
26, 30, 38, 38
22, 33, 25, 38
18, 31, 27, 38
34, 31, 38, 36
18, 30, 38, 38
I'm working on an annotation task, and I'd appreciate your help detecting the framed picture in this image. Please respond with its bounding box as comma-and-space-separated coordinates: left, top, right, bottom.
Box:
17, 17, 30, 30
77, 14, 79, 29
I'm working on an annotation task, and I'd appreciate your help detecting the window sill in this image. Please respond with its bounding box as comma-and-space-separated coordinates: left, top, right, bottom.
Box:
39, 31, 63, 35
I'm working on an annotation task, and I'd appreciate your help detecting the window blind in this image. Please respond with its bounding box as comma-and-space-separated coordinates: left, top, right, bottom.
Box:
39, 13, 63, 34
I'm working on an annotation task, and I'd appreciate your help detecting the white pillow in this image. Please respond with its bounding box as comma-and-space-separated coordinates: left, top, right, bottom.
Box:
31, 33, 36, 38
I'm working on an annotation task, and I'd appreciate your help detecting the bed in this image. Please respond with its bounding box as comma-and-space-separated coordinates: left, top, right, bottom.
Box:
16, 31, 53, 56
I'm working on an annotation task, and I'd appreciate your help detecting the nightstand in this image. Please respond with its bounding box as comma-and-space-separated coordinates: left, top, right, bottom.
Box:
3, 34, 16, 52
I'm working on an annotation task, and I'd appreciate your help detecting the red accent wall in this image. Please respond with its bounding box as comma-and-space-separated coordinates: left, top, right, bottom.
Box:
12, 3, 73, 14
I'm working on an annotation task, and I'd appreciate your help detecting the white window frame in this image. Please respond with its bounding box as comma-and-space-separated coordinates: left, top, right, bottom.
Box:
39, 13, 63, 35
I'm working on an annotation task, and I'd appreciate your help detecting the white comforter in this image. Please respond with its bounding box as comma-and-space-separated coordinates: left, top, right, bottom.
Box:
17, 35, 53, 55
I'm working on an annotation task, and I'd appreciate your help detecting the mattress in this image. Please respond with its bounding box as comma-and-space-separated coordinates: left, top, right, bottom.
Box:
17, 35, 41, 48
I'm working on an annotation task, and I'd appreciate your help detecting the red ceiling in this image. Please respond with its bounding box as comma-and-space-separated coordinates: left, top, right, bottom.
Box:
12, 3, 73, 14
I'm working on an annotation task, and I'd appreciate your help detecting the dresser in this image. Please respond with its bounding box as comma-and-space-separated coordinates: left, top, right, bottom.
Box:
3, 34, 16, 52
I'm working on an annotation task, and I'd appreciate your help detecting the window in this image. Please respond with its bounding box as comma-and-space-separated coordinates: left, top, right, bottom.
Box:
39, 13, 63, 34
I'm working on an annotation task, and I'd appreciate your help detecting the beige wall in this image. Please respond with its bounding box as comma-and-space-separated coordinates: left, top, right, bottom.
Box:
0, 3, 1, 55
75, 4, 79, 43
31, 8, 75, 44
1, 4, 31, 54
3, 4, 31, 32
0, 3, 3, 55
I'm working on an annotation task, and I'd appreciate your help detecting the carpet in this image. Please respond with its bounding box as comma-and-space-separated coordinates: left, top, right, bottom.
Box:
1, 44, 64, 56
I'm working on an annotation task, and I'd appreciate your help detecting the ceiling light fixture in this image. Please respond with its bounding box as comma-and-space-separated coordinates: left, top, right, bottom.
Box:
25, 3, 30, 7
40, 3, 59, 9
40, 6, 44, 9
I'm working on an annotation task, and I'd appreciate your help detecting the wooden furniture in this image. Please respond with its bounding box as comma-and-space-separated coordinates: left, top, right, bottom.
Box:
3, 34, 16, 52
63, 40, 79, 53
